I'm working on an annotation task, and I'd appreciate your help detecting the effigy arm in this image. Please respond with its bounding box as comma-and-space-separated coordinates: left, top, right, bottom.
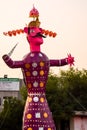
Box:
50, 58, 68, 67
2, 54, 24, 68
50, 54, 74, 67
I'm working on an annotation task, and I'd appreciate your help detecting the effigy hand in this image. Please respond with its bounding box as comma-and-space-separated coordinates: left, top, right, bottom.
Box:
67, 54, 74, 66
2, 54, 9, 61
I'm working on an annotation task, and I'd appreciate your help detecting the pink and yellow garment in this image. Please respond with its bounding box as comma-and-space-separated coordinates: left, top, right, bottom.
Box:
2, 6, 74, 130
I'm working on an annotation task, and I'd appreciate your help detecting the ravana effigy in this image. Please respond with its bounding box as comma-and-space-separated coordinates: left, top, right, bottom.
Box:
2, 6, 74, 130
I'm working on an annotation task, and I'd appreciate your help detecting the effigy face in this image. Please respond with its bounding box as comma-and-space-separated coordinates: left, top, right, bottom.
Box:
24, 26, 44, 52
27, 27, 43, 45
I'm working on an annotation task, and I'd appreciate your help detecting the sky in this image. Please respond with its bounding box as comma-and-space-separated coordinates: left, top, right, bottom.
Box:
0, 0, 87, 78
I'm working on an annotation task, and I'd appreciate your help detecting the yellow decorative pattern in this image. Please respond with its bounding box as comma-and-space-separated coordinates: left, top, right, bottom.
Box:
26, 71, 31, 76
40, 97, 45, 103
27, 83, 32, 88
27, 127, 32, 130
40, 61, 44, 67
27, 113, 32, 119
43, 112, 48, 118
40, 70, 44, 76
48, 128, 52, 130
27, 97, 32, 102
25, 63, 30, 68
40, 82, 44, 87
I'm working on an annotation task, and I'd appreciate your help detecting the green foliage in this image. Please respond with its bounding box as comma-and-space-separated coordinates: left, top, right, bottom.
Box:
20, 85, 27, 102
59, 68, 87, 110
46, 68, 87, 128
0, 97, 24, 130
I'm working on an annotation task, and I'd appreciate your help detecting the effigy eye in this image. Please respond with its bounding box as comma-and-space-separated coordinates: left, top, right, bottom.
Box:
30, 29, 35, 33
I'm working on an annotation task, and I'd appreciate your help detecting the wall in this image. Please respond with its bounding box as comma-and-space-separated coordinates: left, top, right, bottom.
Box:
70, 114, 87, 130
0, 77, 24, 111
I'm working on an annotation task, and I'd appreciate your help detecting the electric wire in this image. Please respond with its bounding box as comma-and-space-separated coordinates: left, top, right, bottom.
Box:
68, 91, 87, 111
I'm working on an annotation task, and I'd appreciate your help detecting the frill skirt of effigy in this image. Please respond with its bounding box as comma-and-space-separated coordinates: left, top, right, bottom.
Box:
22, 94, 56, 130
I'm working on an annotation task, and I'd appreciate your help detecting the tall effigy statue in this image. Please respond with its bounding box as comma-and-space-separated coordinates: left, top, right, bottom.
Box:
2, 6, 74, 130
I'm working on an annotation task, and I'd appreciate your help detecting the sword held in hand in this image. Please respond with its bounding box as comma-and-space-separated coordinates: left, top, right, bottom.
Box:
8, 43, 19, 57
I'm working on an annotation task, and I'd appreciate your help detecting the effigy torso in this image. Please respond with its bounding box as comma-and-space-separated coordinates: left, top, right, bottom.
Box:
22, 51, 56, 130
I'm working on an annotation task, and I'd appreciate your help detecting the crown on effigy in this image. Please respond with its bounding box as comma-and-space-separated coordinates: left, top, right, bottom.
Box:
29, 5, 39, 18
28, 6, 40, 27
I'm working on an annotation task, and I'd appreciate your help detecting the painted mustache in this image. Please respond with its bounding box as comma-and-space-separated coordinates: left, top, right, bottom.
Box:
32, 32, 46, 38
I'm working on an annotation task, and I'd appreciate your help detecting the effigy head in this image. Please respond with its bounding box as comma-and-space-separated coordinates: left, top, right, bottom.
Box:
24, 17, 46, 42
24, 6, 46, 51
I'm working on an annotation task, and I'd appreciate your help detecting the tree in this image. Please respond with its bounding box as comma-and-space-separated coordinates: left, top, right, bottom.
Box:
0, 97, 24, 130
46, 68, 87, 128
59, 68, 87, 111
20, 85, 27, 102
